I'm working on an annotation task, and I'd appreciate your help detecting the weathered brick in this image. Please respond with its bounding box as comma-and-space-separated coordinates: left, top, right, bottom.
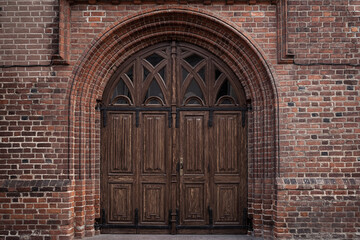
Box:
1, 0, 359, 239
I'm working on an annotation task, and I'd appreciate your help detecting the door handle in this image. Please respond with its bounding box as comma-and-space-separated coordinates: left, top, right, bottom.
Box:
179, 157, 184, 176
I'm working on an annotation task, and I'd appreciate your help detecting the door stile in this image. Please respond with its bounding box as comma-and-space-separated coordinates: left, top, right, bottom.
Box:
134, 112, 140, 233
208, 112, 215, 234
170, 41, 178, 234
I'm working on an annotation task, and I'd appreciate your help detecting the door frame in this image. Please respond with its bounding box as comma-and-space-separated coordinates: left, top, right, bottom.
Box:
97, 42, 251, 234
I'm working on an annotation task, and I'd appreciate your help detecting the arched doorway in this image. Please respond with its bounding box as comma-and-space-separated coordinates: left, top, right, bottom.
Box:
69, 7, 278, 238
100, 42, 249, 234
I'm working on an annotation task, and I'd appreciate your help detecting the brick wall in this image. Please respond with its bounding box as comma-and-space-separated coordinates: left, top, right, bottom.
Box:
0, 1, 74, 239
288, 0, 360, 65
274, 0, 360, 238
0, 180, 74, 240
0, 0, 359, 239
0, 0, 58, 66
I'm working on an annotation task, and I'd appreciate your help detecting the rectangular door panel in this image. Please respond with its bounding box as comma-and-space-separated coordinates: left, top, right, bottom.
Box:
141, 113, 167, 174
182, 113, 206, 174
141, 183, 166, 224
214, 184, 240, 224
213, 113, 240, 174
182, 183, 206, 223
109, 113, 134, 174
109, 183, 133, 223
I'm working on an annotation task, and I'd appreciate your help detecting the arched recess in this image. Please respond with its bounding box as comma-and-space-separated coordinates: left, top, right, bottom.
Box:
68, 6, 279, 239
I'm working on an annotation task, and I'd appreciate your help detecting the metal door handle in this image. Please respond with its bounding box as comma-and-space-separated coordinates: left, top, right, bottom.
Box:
179, 157, 184, 176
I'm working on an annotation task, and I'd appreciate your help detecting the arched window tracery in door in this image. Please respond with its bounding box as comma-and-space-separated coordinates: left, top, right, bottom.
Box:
104, 43, 246, 110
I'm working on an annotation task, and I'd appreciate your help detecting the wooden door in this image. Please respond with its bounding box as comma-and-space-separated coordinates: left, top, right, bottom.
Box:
211, 111, 247, 233
100, 42, 249, 234
175, 44, 247, 233
178, 111, 210, 229
100, 45, 173, 233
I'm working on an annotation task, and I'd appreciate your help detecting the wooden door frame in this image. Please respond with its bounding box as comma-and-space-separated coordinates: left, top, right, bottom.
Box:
98, 42, 251, 234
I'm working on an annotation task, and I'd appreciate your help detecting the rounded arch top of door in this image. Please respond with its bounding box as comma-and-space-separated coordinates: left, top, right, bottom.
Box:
103, 42, 246, 108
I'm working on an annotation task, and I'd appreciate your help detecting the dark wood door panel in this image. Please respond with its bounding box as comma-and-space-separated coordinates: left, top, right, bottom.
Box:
213, 113, 241, 174
141, 183, 167, 224
181, 183, 207, 224
214, 183, 240, 224
108, 112, 135, 174
140, 112, 168, 174
180, 112, 208, 175
109, 183, 134, 223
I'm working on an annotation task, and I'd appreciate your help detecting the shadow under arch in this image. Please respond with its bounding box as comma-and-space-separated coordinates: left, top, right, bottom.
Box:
67, 6, 279, 238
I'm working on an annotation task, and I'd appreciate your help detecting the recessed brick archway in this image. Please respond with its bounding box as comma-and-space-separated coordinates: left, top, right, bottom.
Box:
68, 6, 278, 238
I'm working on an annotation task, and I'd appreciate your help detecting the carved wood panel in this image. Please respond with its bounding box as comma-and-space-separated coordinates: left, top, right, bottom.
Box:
183, 184, 206, 221
141, 184, 166, 223
214, 113, 240, 173
183, 114, 206, 174
215, 184, 239, 223
109, 113, 134, 173
109, 183, 133, 223
141, 113, 167, 174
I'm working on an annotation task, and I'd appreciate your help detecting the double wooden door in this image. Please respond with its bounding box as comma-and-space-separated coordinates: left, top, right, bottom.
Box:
100, 42, 248, 234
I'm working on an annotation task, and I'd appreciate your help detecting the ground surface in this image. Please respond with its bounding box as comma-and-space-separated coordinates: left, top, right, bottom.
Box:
85, 235, 263, 240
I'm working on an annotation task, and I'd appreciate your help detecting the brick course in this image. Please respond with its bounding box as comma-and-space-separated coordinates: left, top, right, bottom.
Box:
0, 0, 359, 239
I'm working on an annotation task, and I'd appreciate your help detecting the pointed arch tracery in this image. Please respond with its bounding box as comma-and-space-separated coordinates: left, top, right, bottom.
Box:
104, 43, 246, 109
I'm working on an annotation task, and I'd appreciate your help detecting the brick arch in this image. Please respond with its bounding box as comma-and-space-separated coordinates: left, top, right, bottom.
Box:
68, 6, 278, 238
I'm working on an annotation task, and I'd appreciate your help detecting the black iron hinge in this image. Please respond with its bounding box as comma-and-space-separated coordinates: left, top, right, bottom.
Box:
134, 208, 139, 229
208, 206, 213, 226
243, 208, 253, 231
94, 208, 106, 230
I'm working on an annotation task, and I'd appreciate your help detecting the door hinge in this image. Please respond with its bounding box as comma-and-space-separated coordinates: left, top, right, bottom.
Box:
176, 209, 179, 226
94, 208, 106, 230
242, 110, 246, 127
243, 208, 253, 231
135, 110, 139, 127
208, 206, 213, 226
208, 109, 214, 127
168, 210, 172, 226
134, 208, 139, 228
102, 109, 107, 127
